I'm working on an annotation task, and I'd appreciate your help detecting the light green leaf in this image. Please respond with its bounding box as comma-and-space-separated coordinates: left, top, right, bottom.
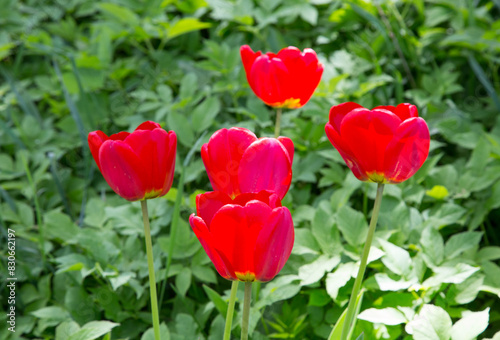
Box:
67, 321, 119, 340
358, 307, 407, 326
298, 255, 340, 286
141, 323, 170, 340
426, 185, 449, 200
191, 97, 220, 133
450, 308, 489, 340
98, 3, 140, 26
175, 268, 192, 297
167, 111, 194, 147
166, 18, 212, 40
337, 205, 368, 247
326, 263, 357, 300
378, 239, 412, 277
444, 231, 482, 259
203, 285, 228, 318
406, 304, 452, 340
55, 321, 80, 340
420, 226, 444, 267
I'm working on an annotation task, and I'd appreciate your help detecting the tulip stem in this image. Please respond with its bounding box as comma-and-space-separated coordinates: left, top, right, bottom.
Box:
223, 281, 239, 340
241, 282, 252, 340
340, 183, 384, 340
141, 200, 161, 340
274, 108, 282, 138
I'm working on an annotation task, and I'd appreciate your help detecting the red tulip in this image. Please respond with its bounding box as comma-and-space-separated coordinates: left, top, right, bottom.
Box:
189, 190, 294, 282
325, 102, 430, 183
201, 127, 294, 199
88, 121, 177, 201
240, 45, 323, 109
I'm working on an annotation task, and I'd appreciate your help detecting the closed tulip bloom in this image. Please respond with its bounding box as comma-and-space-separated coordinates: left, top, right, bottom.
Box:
88, 121, 177, 201
201, 127, 294, 199
325, 102, 430, 183
189, 190, 294, 282
240, 45, 323, 109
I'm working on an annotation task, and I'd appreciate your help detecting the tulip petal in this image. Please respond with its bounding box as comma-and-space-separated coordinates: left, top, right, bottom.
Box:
384, 117, 430, 183
196, 191, 233, 228
201, 127, 257, 197
240, 45, 261, 80
249, 55, 290, 106
124, 128, 174, 196
135, 120, 162, 131
254, 207, 294, 282
189, 214, 236, 280
98, 140, 147, 201
209, 201, 273, 277
328, 102, 363, 133
325, 123, 368, 181
340, 108, 402, 175
238, 138, 292, 199
277, 136, 295, 163
88, 130, 108, 172
232, 191, 282, 209
374, 103, 418, 122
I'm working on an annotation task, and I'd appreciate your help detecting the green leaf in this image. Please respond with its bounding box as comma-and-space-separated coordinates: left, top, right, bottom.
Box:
327, 289, 364, 340
450, 308, 489, 340
326, 263, 357, 300
31, 306, 71, 321
167, 111, 195, 147
406, 304, 452, 340
166, 18, 212, 40
203, 285, 228, 318
298, 255, 340, 286
357, 307, 407, 326
67, 321, 119, 340
378, 239, 412, 277
444, 231, 482, 259
426, 185, 449, 200
175, 267, 192, 297
420, 226, 444, 267
447, 274, 484, 305
312, 204, 341, 255
192, 265, 217, 283
98, 3, 140, 26
191, 97, 220, 133
336, 205, 368, 247
141, 323, 170, 340
55, 321, 80, 340
44, 210, 79, 243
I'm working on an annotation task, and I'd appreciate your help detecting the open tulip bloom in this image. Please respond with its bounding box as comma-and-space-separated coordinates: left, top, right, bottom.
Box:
324, 102, 430, 340
189, 190, 294, 282
201, 127, 294, 200
88, 121, 177, 340
88, 121, 177, 201
190, 190, 294, 340
240, 45, 323, 109
325, 102, 430, 184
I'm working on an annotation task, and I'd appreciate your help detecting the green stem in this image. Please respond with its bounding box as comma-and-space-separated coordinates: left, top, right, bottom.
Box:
340, 183, 384, 340
21, 154, 45, 264
224, 281, 239, 340
141, 200, 161, 340
274, 108, 282, 138
241, 282, 252, 340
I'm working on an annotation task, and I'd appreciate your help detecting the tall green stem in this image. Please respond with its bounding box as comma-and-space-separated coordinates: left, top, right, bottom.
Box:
141, 200, 161, 340
274, 108, 282, 138
340, 183, 385, 340
241, 282, 252, 340
224, 281, 239, 340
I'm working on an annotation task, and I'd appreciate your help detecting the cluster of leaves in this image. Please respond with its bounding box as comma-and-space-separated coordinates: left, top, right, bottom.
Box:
1, 0, 500, 339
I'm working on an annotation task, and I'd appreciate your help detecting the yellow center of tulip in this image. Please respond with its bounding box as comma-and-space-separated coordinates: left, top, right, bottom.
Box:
269, 98, 302, 109
143, 189, 162, 200
235, 271, 256, 282
367, 172, 390, 184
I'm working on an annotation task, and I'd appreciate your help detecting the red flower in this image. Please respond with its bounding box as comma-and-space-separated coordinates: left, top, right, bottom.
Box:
201, 127, 294, 199
240, 45, 323, 109
88, 121, 177, 201
325, 102, 430, 183
189, 190, 294, 282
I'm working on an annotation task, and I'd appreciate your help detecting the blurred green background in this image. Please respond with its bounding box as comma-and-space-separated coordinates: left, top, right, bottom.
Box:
1, 0, 500, 339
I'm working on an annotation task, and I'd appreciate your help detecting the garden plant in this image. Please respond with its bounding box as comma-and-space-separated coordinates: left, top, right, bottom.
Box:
1, 1, 500, 340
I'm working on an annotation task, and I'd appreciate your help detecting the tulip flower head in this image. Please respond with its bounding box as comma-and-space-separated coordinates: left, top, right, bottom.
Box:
240, 45, 323, 109
201, 127, 294, 199
325, 102, 430, 183
88, 121, 177, 201
189, 190, 294, 282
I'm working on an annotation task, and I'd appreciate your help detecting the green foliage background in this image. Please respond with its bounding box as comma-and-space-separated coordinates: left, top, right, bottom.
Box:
1, 0, 500, 339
